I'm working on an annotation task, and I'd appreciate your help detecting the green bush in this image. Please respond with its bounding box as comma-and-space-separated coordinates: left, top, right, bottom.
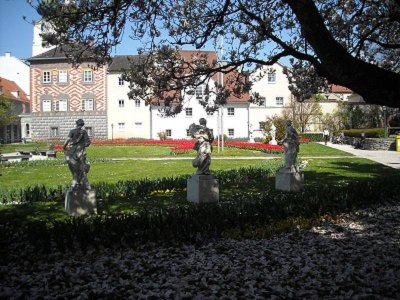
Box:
0, 163, 281, 204
298, 133, 324, 142
342, 128, 385, 138
5, 174, 399, 252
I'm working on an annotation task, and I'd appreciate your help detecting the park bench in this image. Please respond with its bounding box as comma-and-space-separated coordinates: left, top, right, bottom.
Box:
16, 148, 57, 158
0, 154, 32, 163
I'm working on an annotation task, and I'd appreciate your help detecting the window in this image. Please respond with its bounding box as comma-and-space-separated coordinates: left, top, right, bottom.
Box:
83, 70, 93, 83
166, 129, 172, 137
135, 99, 141, 108
82, 98, 94, 111
227, 107, 235, 116
186, 129, 191, 137
118, 77, 124, 86
206, 111, 214, 116
25, 124, 30, 136
42, 71, 51, 83
267, 72, 276, 83
55, 99, 68, 111
259, 97, 266, 106
135, 122, 142, 128
119, 99, 125, 108
195, 85, 204, 99
259, 122, 265, 130
85, 126, 93, 136
58, 70, 68, 83
186, 108, 193, 117
118, 122, 125, 131
42, 99, 51, 112
50, 127, 59, 137
276, 97, 284, 106
228, 128, 234, 137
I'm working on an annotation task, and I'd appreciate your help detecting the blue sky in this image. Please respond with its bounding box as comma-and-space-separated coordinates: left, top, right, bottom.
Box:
0, 0, 146, 60
0, 0, 40, 59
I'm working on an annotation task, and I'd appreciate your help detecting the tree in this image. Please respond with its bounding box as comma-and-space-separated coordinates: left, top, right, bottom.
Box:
284, 96, 323, 133
0, 96, 17, 127
32, 0, 400, 108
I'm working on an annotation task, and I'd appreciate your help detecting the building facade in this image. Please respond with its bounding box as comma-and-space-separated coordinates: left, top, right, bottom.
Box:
249, 63, 292, 139
107, 56, 151, 139
0, 52, 30, 99
26, 47, 107, 140
0, 77, 30, 143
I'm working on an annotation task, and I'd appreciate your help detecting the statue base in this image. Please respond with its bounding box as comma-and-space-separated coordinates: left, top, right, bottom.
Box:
187, 174, 219, 203
65, 187, 97, 216
275, 168, 304, 192
269, 139, 277, 145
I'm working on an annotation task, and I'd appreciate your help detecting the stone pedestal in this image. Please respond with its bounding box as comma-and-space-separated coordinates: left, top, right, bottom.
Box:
187, 175, 219, 203
275, 168, 304, 192
65, 187, 97, 216
269, 139, 277, 145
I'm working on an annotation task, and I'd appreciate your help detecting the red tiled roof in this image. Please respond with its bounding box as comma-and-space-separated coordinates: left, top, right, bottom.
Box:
329, 84, 352, 93
151, 50, 250, 104
0, 77, 29, 103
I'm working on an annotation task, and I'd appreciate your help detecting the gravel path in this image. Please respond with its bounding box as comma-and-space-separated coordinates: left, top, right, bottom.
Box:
1, 205, 399, 299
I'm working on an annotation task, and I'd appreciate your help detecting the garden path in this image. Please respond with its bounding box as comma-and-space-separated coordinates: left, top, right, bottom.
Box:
321, 142, 400, 169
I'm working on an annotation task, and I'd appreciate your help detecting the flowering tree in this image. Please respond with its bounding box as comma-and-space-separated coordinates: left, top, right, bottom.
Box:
31, 0, 400, 108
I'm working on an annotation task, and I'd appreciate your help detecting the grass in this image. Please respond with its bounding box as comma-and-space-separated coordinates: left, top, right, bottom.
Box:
2, 141, 397, 225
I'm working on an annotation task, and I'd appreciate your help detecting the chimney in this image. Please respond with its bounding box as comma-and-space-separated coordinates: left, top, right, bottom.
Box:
5, 52, 11, 57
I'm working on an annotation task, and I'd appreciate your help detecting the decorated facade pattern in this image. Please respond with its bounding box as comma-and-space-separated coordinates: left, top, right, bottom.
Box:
30, 63, 106, 113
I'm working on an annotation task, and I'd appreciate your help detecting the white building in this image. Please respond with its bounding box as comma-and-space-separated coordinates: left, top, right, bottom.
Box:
0, 52, 30, 98
150, 82, 250, 140
107, 55, 151, 139
249, 62, 292, 138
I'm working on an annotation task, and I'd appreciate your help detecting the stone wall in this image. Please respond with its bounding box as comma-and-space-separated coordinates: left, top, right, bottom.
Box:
345, 137, 396, 151
30, 111, 107, 140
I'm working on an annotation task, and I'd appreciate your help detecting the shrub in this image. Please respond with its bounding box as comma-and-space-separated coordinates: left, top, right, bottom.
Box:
342, 128, 385, 138
298, 133, 324, 142
5, 174, 399, 252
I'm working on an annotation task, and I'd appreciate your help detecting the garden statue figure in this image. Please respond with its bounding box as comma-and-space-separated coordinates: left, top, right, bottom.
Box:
281, 120, 299, 170
63, 119, 91, 189
269, 123, 277, 145
189, 118, 214, 175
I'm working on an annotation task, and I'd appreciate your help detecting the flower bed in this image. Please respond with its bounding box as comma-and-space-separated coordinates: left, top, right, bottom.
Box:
53, 138, 284, 155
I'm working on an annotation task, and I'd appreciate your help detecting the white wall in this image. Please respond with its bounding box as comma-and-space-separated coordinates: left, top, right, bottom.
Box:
32, 21, 55, 57
107, 73, 151, 139
150, 96, 249, 140
249, 63, 292, 138
0, 52, 30, 97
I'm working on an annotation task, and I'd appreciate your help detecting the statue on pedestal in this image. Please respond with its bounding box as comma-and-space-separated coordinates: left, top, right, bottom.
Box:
269, 123, 277, 145
63, 119, 96, 216
189, 118, 214, 175
63, 119, 91, 189
187, 118, 219, 203
282, 120, 299, 170
275, 120, 303, 192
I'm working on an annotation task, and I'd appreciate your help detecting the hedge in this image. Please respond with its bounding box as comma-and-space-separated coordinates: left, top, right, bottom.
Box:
3, 174, 399, 253
342, 128, 385, 138
298, 133, 324, 142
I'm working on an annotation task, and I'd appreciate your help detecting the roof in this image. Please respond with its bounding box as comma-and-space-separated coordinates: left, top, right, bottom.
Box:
329, 84, 353, 93
0, 77, 30, 103
108, 55, 146, 71
28, 45, 97, 62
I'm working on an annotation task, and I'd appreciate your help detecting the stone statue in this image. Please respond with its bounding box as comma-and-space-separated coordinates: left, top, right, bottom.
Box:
63, 119, 91, 189
269, 123, 277, 145
189, 118, 214, 175
282, 120, 299, 170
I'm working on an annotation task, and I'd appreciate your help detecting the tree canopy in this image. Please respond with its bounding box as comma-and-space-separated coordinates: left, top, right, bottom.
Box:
32, 0, 400, 108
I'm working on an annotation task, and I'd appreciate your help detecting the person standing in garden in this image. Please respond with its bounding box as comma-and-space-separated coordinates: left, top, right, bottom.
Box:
323, 128, 330, 145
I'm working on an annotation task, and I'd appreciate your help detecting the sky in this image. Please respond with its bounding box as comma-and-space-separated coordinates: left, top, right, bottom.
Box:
0, 0, 145, 60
